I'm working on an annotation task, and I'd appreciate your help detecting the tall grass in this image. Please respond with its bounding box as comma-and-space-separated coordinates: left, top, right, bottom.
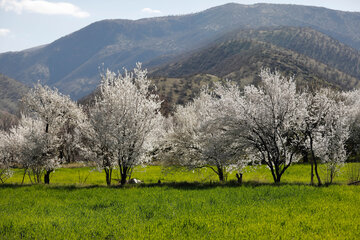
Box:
0, 184, 359, 239
1, 164, 359, 239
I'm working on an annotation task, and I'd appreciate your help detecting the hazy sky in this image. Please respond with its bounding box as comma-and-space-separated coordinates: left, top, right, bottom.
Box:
1, 0, 360, 53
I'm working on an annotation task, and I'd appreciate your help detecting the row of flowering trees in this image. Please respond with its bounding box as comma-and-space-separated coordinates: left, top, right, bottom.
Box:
161, 70, 359, 185
1, 64, 360, 185
0, 63, 164, 185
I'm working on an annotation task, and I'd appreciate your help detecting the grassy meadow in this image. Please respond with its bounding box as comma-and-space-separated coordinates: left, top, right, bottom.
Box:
1, 164, 360, 239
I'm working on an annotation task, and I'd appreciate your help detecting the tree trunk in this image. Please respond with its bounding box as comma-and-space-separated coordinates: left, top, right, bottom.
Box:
120, 173, 127, 185
28, 171, 33, 184
104, 168, 112, 186
274, 163, 282, 183
309, 136, 322, 186
312, 155, 322, 186
44, 169, 53, 184
275, 174, 281, 183
268, 163, 278, 183
36, 171, 41, 183
329, 167, 335, 185
120, 166, 128, 185
43, 123, 54, 185
236, 173, 243, 184
217, 166, 224, 182
21, 169, 27, 184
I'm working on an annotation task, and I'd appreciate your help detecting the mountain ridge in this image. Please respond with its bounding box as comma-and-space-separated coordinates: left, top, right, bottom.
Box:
148, 28, 360, 112
156, 26, 360, 80
151, 37, 358, 89
1, 3, 360, 99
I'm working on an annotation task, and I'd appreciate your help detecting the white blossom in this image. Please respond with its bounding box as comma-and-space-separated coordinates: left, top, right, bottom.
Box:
0, 130, 15, 183
225, 69, 306, 183
306, 90, 351, 184
162, 83, 253, 182
89, 63, 164, 185
19, 83, 89, 183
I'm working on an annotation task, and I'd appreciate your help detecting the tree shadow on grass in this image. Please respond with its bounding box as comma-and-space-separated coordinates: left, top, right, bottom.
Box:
133, 180, 336, 190
0, 183, 104, 190
0, 180, 338, 191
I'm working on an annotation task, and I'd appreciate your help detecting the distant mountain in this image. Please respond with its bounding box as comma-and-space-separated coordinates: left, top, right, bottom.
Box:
150, 28, 360, 108
0, 74, 28, 115
151, 27, 360, 87
220, 27, 360, 80
1, 3, 360, 99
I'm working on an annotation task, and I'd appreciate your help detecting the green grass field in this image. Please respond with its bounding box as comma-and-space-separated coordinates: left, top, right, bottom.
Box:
1, 164, 359, 239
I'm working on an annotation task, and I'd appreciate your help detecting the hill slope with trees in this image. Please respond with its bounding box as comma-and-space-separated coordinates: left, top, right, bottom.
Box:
150, 31, 360, 109
0, 74, 28, 130
0, 74, 28, 115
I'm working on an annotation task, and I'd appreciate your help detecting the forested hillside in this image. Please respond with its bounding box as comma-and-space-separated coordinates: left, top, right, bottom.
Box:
0, 74, 27, 130
221, 27, 360, 79
150, 34, 360, 108
0, 74, 28, 115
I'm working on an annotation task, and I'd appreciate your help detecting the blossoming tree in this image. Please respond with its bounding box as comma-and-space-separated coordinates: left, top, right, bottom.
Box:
89, 63, 164, 185
225, 69, 307, 183
21, 83, 88, 184
162, 83, 252, 182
